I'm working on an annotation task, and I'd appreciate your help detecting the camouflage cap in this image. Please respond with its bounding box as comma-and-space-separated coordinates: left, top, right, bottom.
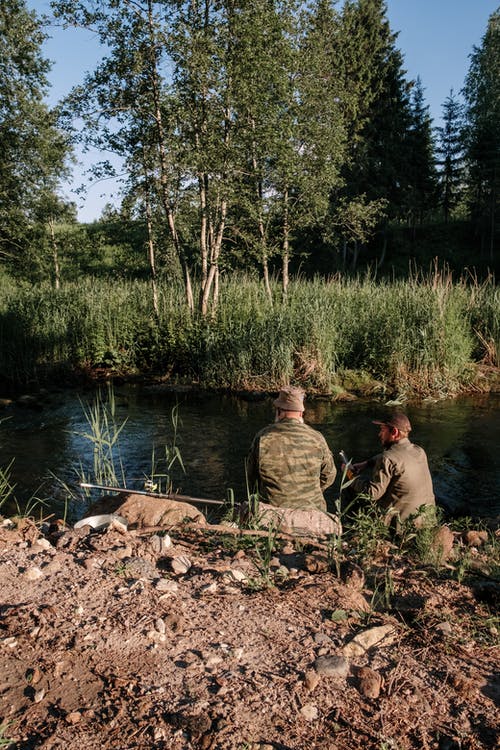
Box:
373, 412, 412, 433
273, 385, 305, 412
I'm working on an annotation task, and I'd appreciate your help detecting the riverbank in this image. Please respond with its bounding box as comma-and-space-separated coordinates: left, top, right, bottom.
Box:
0, 507, 499, 750
1, 359, 499, 413
0, 273, 498, 400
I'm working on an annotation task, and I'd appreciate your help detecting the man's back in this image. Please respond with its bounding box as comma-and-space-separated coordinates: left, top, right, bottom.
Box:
364, 438, 435, 520
247, 418, 336, 511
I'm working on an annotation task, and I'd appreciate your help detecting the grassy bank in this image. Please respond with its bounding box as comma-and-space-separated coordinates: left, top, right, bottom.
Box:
0, 271, 498, 397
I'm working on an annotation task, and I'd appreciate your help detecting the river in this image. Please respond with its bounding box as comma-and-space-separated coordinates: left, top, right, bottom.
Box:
1, 385, 499, 522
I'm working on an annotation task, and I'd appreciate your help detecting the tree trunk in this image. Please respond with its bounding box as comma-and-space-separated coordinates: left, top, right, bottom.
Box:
200, 192, 227, 317
282, 186, 290, 298
250, 119, 273, 304
351, 240, 359, 271
378, 234, 387, 269
147, 0, 193, 313
144, 184, 159, 318
48, 217, 60, 290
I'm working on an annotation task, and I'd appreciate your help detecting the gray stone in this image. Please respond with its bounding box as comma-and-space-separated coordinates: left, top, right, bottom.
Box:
155, 578, 179, 594
314, 655, 350, 677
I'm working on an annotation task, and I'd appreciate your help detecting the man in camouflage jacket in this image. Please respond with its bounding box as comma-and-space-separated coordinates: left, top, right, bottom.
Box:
246, 386, 336, 511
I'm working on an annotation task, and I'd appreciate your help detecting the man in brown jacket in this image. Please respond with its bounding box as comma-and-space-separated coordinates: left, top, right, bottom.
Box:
349, 412, 435, 527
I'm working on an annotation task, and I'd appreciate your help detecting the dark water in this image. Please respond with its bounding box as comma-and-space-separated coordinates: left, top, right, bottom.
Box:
1, 385, 499, 522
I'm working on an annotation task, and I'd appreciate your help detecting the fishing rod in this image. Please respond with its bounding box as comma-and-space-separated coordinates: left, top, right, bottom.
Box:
79, 482, 225, 507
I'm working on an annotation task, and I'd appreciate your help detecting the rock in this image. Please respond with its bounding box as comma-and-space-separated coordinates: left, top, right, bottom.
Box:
155, 578, 179, 594
25, 566, 43, 581
150, 534, 172, 553
304, 670, 321, 692
435, 621, 453, 636
32, 538, 52, 551
355, 667, 383, 699
122, 557, 157, 578
275, 565, 289, 579
342, 624, 397, 657
227, 569, 247, 582
340, 561, 365, 589
91, 494, 206, 529
300, 703, 319, 721
304, 552, 330, 573
66, 711, 82, 724
108, 517, 128, 534
114, 545, 133, 560
463, 530, 488, 547
26, 667, 43, 685
155, 618, 166, 634
43, 560, 62, 575
170, 555, 192, 575
200, 582, 218, 594
430, 525, 455, 564
313, 632, 333, 646
314, 655, 350, 678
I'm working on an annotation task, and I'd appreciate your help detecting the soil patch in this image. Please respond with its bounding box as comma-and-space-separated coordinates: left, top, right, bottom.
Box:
1, 517, 499, 750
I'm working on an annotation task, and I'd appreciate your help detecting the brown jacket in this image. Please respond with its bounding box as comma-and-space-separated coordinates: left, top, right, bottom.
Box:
353, 438, 435, 522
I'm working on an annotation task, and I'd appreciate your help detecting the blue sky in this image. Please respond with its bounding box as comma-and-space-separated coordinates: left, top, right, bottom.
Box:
27, 0, 499, 222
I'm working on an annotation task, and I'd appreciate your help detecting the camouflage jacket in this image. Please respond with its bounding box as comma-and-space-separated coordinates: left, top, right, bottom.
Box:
353, 438, 435, 522
246, 418, 336, 511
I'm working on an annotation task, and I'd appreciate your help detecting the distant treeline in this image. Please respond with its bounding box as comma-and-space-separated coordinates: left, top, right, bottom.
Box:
0, 272, 498, 397
2, 2, 499, 310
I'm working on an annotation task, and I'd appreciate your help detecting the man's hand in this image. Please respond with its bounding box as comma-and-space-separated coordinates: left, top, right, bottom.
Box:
351, 461, 368, 473
340, 462, 354, 480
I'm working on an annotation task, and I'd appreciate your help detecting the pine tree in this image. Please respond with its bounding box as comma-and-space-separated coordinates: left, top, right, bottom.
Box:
334, 0, 411, 268
435, 90, 465, 224
405, 77, 438, 235
463, 9, 500, 263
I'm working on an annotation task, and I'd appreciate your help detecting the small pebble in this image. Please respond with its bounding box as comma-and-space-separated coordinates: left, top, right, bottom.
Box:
25, 567, 43, 581
171, 555, 191, 575
304, 670, 320, 692
300, 703, 319, 721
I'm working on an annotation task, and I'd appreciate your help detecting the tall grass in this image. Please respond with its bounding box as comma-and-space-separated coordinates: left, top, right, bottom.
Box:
0, 271, 497, 396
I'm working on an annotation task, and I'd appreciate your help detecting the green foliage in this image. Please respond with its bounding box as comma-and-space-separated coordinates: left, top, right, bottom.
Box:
0, 459, 15, 511
0, 722, 13, 748
345, 497, 390, 561
144, 404, 185, 494
76, 385, 128, 489
0, 271, 496, 396
249, 520, 280, 589
463, 9, 500, 261
0, 0, 73, 266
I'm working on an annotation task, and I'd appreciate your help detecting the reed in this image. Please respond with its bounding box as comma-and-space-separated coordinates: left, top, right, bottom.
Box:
0, 271, 497, 396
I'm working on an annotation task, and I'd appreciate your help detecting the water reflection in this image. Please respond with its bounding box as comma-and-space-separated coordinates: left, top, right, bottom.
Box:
0, 386, 498, 521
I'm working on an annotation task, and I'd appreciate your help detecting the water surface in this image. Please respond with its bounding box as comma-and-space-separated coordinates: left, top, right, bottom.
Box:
1, 386, 499, 521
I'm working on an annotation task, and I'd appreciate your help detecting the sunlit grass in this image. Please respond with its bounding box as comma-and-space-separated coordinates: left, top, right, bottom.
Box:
0, 271, 497, 396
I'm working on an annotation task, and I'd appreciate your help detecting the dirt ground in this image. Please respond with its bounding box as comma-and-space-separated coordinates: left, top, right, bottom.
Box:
1, 509, 499, 750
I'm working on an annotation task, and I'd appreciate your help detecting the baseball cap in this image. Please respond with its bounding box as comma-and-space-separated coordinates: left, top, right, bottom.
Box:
372, 412, 412, 433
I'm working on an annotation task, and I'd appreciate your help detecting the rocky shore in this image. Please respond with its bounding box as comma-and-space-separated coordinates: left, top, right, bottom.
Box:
1, 501, 499, 750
